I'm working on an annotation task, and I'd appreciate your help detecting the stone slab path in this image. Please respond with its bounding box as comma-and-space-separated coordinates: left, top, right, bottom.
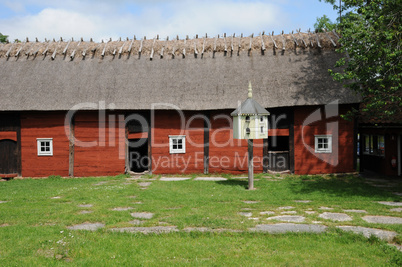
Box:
250, 223, 327, 233
377, 201, 402, 206
337, 226, 398, 242
111, 207, 134, 211
319, 212, 352, 222
343, 209, 367, 213
362, 216, 402, 224
160, 177, 190, 181
266, 215, 305, 223
131, 212, 154, 219
194, 177, 227, 181
77, 204, 93, 208
110, 226, 178, 234
67, 222, 105, 231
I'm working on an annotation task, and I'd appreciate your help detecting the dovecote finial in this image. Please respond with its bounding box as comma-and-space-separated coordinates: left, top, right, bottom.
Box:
248, 81, 252, 98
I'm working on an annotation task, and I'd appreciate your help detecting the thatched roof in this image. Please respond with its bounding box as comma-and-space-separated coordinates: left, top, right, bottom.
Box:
0, 31, 361, 111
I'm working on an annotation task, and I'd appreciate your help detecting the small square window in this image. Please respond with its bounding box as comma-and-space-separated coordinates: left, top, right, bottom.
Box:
315, 135, 332, 153
169, 136, 186, 154
37, 138, 53, 156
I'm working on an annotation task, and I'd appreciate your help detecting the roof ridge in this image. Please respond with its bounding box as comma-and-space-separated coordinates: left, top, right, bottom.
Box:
0, 30, 340, 60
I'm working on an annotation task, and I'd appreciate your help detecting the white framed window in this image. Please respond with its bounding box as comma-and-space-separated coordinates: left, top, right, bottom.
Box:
315, 135, 332, 153
169, 136, 186, 154
37, 138, 53, 156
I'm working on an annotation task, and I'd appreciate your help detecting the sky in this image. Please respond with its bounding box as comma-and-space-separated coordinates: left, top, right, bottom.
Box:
0, 0, 339, 42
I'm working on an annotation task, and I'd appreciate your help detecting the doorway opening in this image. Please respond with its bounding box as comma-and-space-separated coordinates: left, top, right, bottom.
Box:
266, 136, 290, 172
128, 138, 149, 173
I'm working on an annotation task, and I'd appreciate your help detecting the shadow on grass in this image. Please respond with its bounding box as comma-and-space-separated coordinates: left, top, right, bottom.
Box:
288, 177, 397, 199
216, 180, 248, 189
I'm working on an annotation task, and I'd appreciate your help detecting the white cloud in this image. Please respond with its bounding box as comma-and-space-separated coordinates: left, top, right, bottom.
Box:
0, 0, 291, 42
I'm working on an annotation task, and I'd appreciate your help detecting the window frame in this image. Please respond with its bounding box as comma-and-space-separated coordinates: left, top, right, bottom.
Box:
37, 138, 53, 156
169, 135, 186, 154
314, 135, 332, 153
363, 134, 385, 157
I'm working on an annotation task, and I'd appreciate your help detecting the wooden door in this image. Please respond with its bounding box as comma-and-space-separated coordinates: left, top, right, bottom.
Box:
0, 139, 18, 174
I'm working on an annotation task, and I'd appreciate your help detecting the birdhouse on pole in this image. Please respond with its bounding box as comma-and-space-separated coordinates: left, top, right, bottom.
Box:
231, 82, 270, 190
231, 82, 270, 139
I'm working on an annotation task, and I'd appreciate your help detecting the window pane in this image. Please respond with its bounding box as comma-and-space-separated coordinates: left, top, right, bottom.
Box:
173, 139, 177, 145
378, 135, 385, 155
178, 139, 182, 145
173, 144, 177, 149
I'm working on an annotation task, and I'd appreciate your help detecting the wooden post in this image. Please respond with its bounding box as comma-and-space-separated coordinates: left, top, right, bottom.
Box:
204, 112, 210, 174
248, 139, 254, 190
16, 114, 22, 177
263, 138, 268, 173
68, 114, 75, 177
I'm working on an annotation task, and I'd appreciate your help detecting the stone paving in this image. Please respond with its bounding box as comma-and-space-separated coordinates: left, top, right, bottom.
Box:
67, 222, 105, 231
160, 177, 190, 181
336, 226, 398, 242
111, 207, 134, 211
77, 204, 93, 208
250, 223, 327, 233
110, 226, 179, 234
377, 201, 402, 206
318, 212, 353, 222
362, 216, 402, 224
130, 212, 154, 219
63, 174, 402, 249
194, 177, 227, 181
266, 215, 305, 223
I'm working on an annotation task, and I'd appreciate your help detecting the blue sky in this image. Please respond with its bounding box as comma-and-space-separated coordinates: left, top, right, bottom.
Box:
0, 0, 339, 42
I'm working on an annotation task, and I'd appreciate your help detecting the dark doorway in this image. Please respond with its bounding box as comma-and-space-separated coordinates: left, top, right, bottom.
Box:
265, 136, 290, 172
0, 139, 18, 174
128, 138, 149, 173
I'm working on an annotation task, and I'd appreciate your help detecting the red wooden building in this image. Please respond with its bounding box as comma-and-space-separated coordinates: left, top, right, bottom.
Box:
0, 32, 361, 178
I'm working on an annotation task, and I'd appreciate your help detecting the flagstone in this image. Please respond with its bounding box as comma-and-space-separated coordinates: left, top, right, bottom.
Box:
194, 177, 227, 181
67, 222, 104, 231
337, 226, 398, 241
266, 215, 305, 223
250, 223, 327, 233
319, 212, 352, 222
362, 216, 402, 224
130, 212, 154, 219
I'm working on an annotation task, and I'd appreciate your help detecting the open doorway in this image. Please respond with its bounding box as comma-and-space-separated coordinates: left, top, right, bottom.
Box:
266, 136, 290, 172
128, 138, 149, 173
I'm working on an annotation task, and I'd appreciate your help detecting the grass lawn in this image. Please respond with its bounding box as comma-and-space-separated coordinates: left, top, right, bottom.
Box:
0, 173, 401, 265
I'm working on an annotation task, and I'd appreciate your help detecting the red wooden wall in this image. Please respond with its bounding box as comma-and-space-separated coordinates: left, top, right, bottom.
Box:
208, 110, 264, 174
152, 110, 204, 174
293, 105, 355, 175
21, 112, 69, 177
151, 110, 264, 174
73, 111, 125, 177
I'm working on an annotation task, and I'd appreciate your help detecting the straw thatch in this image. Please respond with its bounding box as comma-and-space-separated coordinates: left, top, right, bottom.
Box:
0, 37, 360, 112
0, 31, 339, 59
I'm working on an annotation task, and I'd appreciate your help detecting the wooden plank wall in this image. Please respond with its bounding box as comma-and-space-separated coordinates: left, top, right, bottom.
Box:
73, 111, 125, 177
20, 112, 69, 177
152, 110, 204, 174
293, 105, 355, 175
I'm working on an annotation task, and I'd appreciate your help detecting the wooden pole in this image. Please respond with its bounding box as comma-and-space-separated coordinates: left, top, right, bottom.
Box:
248, 139, 254, 190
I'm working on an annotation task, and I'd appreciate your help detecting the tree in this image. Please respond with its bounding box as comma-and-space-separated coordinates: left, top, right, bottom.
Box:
0, 33, 8, 43
319, 0, 402, 122
314, 15, 337, 31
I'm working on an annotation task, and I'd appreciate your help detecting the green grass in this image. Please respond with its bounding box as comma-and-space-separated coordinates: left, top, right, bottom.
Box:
0, 173, 401, 265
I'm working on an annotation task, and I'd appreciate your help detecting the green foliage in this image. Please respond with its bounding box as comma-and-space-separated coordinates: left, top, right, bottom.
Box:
314, 15, 337, 31
322, 0, 402, 121
0, 32, 8, 43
